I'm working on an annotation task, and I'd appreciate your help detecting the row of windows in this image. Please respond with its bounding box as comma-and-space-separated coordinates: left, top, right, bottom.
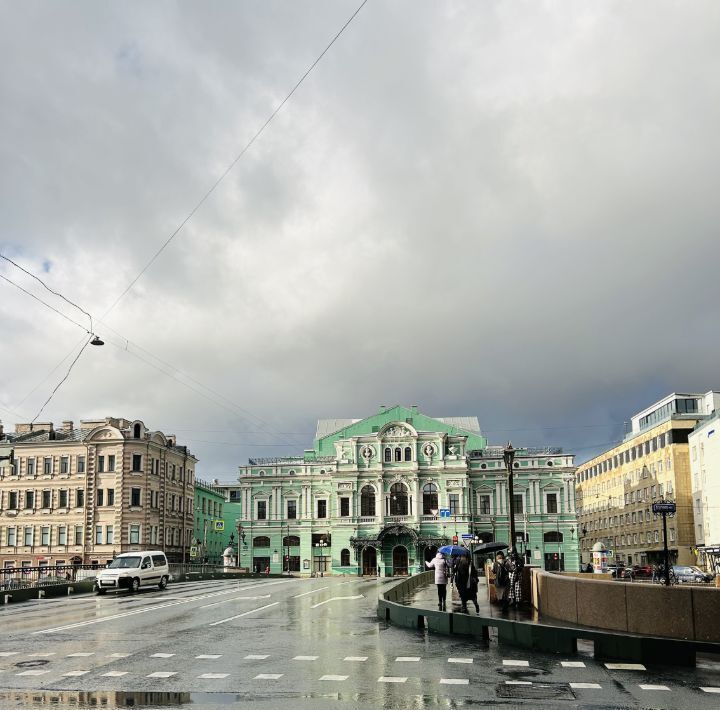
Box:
583, 529, 677, 548
199, 497, 223, 518
1, 488, 191, 512
384, 447, 414, 462
0, 524, 194, 548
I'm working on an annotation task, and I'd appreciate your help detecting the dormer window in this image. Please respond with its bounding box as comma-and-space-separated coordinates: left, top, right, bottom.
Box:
133, 423, 141, 439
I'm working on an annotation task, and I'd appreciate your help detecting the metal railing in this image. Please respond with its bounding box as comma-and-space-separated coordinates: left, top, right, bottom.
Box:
0, 564, 102, 591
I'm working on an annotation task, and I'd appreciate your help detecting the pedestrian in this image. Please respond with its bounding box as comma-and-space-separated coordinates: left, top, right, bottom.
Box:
506, 548, 524, 607
493, 552, 509, 611
425, 551, 450, 611
454, 556, 480, 613
265, 565, 270, 576
585, 562, 593, 574
651, 564, 658, 583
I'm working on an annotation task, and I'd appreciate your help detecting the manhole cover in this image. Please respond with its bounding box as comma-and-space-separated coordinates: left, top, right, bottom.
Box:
15, 659, 50, 668
496, 682, 576, 701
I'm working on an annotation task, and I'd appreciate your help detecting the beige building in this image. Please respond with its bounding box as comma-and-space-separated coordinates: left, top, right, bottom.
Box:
0, 417, 197, 568
576, 392, 720, 568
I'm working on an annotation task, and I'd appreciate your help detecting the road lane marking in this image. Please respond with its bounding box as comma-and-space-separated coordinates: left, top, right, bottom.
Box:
570, 683, 602, 689
63, 671, 90, 676
0, 653, 18, 657
560, 661, 585, 668
395, 657, 420, 662
254, 673, 283, 680
109, 653, 131, 658
195, 655, 222, 659
344, 656, 368, 662
199, 673, 229, 679
151, 653, 175, 658
310, 594, 363, 609
200, 595, 271, 609
440, 679, 469, 685
67, 653, 94, 657
293, 586, 329, 598
503, 659, 529, 667
378, 677, 407, 683
17, 670, 50, 676
320, 675, 348, 681
701, 687, 720, 693
448, 658, 473, 664
148, 672, 177, 678
293, 656, 319, 661
506, 680, 532, 685
33, 581, 292, 634
209, 601, 279, 626
245, 654, 269, 660
605, 663, 645, 670
102, 671, 128, 677
28, 652, 55, 656
639, 684, 670, 691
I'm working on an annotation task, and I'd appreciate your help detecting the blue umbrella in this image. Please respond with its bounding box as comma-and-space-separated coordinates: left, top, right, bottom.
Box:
438, 545, 469, 556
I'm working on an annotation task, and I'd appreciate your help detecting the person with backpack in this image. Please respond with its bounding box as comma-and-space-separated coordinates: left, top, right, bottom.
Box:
454, 555, 480, 613
493, 551, 510, 611
426, 551, 451, 610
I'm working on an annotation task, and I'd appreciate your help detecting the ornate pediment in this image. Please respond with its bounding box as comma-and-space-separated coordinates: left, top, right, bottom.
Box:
379, 422, 417, 439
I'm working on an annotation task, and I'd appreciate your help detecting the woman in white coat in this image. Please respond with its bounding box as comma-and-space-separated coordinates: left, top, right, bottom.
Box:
425, 551, 450, 610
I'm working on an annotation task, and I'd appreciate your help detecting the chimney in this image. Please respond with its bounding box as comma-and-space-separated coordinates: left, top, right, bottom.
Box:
62, 421, 74, 432
379, 405, 386, 413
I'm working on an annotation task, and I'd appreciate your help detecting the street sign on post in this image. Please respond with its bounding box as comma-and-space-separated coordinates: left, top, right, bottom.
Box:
214, 520, 225, 531
439, 509, 451, 518
461, 534, 473, 539
190, 546, 198, 558
652, 502, 676, 514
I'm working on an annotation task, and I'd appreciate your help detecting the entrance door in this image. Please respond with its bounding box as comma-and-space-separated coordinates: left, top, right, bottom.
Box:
544, 552, 564, 571
392, 546, 408, 576
362, 547, 377, 576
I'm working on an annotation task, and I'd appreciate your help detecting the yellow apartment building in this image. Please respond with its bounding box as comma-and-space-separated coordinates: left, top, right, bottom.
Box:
576, 392, 720, 568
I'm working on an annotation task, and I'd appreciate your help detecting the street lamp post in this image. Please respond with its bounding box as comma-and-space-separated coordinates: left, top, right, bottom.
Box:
503, 442, 517, 553
653, 499, 676, 586
314, 540, 328, 577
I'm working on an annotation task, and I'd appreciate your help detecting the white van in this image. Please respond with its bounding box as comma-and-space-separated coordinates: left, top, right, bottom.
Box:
95, 551, 169, 594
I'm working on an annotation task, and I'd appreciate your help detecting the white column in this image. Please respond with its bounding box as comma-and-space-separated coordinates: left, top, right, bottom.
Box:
376, 487, 382, 520
414, 478, 420, 522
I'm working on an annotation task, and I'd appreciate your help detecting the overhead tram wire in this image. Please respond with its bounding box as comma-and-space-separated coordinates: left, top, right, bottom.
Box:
101, 0, 369, 321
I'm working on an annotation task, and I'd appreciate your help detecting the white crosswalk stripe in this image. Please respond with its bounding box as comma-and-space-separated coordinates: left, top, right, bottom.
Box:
254, 673, 283, 680
198, 673, 229, 679
605, 662, 646, 670
378, 676, 407, 683
639, 684, 670, 690
320, 675, 348, 681
440, 678, 469, 685
570, 682, 602, 689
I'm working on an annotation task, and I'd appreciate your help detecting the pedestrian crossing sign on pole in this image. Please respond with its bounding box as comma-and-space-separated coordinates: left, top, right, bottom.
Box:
190, 546, 198, 558
214, 520, 224, 532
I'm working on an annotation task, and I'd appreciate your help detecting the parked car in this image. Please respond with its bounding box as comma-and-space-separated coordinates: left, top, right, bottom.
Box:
672, 565, 712, 583
606, 563, 626, 579
631, 565, 653, 579
94, 551, 169, 594
34, 575, 72, 587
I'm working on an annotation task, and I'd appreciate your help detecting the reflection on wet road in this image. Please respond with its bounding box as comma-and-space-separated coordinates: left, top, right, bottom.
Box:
1, 576, 719, 708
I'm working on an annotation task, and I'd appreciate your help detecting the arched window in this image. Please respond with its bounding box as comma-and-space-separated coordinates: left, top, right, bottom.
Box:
384, 448, 391, 463
340, 549, 350, 566
422, 482, 438, 514
133, 423, 141, 439
390, 482, 409, 516
253, 536, 270, 547
404, 446, 412, 461
283, 535, 300, 547
361, 485, 376, 516
543, 531, 563, 543
394, 448, 402, 462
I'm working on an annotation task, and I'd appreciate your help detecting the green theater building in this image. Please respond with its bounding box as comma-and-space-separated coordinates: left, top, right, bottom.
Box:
226, 406, 579, 575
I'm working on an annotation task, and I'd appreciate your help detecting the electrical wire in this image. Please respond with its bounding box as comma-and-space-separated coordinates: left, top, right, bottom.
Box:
101, 0, 369, 319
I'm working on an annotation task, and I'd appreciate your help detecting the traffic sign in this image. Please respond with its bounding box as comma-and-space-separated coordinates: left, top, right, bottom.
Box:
461, 534, 473, 539
452, 535, 458, 545
652, 502, 676, 514
214, 520, 225, 531
439, 509, 451, 518
190, 546, 198, 558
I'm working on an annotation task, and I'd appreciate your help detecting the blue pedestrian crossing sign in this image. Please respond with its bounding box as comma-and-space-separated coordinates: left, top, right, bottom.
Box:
214, 520, 224, 531
439, 509, 451, 518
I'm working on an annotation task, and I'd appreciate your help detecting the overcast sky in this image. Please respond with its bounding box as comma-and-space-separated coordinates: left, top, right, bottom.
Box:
2, 1, 719, 480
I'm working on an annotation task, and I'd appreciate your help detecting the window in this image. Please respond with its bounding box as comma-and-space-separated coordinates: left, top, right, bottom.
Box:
423, 483, 438, 514
97, 456, 105, 473
390, 482, 409, 516
654, 530, 659, 543
77, 455, 85, 474
340, 549, 351, 566
129, 524, 140, 544
285, 499, 296, 519
132, 454, 142, 472
478, 494, 491, 515
130, 488, 141, 507
513, 494, 523, 515
543, 531, 563, 543
59, 489, 68, 508
257, 501, 267, 520
394, 447, 402, 462
449, 493, 460, 515
404, 447, 412, 461
95, 525, 103, 545
74, 525, 83, 545
9, 491, 18, 509
669, 528, 676, 542
24, 527, 33, 546
58, 526, 67, 545
340, 497, 350, 517
361, 486, 376, 516
106, 525, 114, 544
43, 457, 52, 475
27, 458, 35, 476
97, 489, 104, 507
254, 536, 270, 547
60, 457, 69, 474
7, 527, 16, 546
133, 423, 141, 438
76, 489, 84, 507
41, 490, 51, 509
25, 491, 34, 509
317, 500, 327, 519
39, 526, 49, 546
384, 448, 391, 463
546, 493, 558, 514
283, 535, 300, 547
108, 455, 115, 472
107, 488, 115, 506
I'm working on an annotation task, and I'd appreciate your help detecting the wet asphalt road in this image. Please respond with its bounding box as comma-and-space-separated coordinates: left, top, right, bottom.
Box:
0, 576, 719, 709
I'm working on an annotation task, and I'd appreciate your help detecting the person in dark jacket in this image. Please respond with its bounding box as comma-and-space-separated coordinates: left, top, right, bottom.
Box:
506, 548, 524, 606
454, 556, 480, 613
493, 551, 509, 611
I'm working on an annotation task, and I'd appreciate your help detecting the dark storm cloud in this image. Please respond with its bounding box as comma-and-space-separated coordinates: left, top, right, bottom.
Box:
1, 1, 719, 477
